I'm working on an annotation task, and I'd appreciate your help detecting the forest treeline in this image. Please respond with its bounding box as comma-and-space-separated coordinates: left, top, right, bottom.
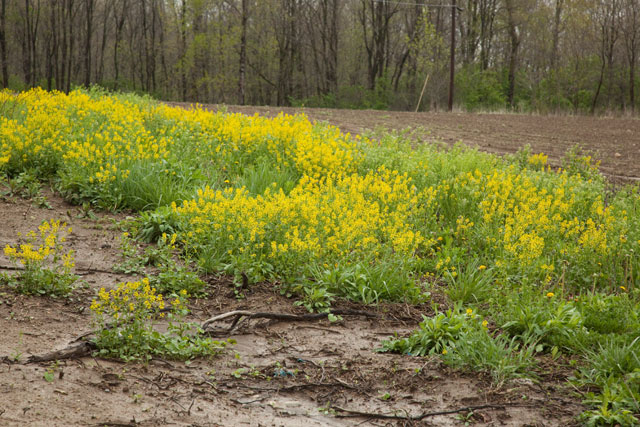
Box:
0, 0, 638, 113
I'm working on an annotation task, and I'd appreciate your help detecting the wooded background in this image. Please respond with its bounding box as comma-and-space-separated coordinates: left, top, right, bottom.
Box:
1, 0, 638, 113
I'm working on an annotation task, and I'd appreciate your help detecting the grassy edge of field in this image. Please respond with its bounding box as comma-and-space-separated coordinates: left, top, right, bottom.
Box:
1, 88, 640, 425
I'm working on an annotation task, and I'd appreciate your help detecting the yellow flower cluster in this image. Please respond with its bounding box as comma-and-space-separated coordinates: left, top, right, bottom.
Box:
2, 88, 637, 294
3, 219, 74, 269
174, 166, 432, 270
455, 168, 621, 266
527, 152, 548, 168
90, 278, 166, 320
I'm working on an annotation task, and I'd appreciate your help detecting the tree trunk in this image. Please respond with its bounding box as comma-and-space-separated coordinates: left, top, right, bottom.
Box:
591, 54, 605, 114
550, 0, 563, 70
238, 0, 247, 105
113, 0, 126, 89
623, 0, 639, 112
0, 0, 8, 88
327, 0, 338, 94
180, 0, 187, 101
505, 0, 520, 108
631, 55, 636, 112
97, 1, 110, 83
65, 0, 73, 93
84, 0, 93, 87
360, 0, 398, 90
479, 0, 497, 70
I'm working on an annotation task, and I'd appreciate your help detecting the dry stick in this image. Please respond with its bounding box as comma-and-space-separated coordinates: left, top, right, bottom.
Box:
332, 403, 511, 421
24, 341, 96, 364
415, 74, 431, 112
0, 264, 118, 275
201, 309, 378, 332
232, 381, 356, 392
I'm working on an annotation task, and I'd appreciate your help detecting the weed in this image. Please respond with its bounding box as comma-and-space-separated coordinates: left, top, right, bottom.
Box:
43, 361, 60, 383
379, 305, 478, 356
114, 231, 206, 296
445, 260, 495, 304
2, 219, 78, 296
382, 305, 536, 386
90, 279, 231, 361
501, 294, 584, 351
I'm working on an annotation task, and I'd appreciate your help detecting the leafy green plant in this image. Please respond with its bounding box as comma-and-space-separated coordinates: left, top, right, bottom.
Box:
501, 297, 584, 351
445, 261, 495, 304
2, 219, 78, 296
561, 145, 602, 182
43, 361, 60, 383
113, 231, 146, 274
114, 231, 206, 296
382, 305, 536, 386
578, 292, 638, 335
91, 279, 231, 361
137, 206, 179, 243
149, 266, 206, 296
442, 329, 537, 387
572, 338, 640, 426
292, 283, 335, 313
379, 306, 475, 356
578, 376, 640, 427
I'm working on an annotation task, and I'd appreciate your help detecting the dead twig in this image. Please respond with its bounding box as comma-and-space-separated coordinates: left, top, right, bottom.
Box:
202, 309, 377, 333
0, 265, 118, 276
231, 381, 356, 392
24, 341, 96, 364
76, 267, 121, 276
297, 325, 342, 334
90, 421, 138, 427
332, 403, 511, 421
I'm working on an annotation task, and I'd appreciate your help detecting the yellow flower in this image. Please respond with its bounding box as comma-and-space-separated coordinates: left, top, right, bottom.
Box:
482, 320, 488, 328
442, 348, 447, 355
546, 292, 555, 298
466, 308, 473, 316
478, 265, 486, 270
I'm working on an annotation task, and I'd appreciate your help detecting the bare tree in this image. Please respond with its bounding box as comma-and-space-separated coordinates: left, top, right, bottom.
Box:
622, 0, 639, 111
591, 0, 620, 113
0, 0, 8, 88
505, 0, 521, 107
83, 0, 94, 87
359, 0, 399, 90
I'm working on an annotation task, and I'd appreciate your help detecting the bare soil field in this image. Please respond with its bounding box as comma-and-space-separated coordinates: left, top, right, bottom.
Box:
185, 104, 640, 183
0, 192, 583, 426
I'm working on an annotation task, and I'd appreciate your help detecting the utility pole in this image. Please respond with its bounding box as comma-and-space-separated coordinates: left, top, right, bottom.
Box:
448, 0, 456, 111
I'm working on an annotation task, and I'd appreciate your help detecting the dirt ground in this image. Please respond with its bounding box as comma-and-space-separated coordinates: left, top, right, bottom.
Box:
0, 190, 584, 426
179, 104, 640, 183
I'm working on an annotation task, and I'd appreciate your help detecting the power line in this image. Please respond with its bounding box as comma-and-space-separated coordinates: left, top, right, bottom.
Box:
370, 0, 460, 8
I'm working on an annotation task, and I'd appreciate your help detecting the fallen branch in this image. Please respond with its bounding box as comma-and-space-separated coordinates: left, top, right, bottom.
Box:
76, 267, 122, 276
202, 309, 377, 333
1, 264, 119, 275
332, 403, 510, 421
24, 341, 96, 364
231, 381, 356, 392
